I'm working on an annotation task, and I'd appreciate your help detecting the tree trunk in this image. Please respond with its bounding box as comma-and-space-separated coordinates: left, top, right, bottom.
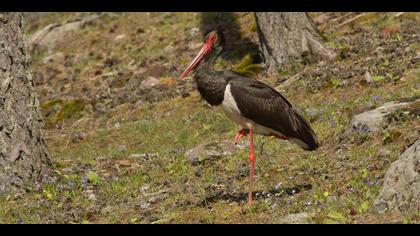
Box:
0, 13, 51, 195
255, 12, 336, 76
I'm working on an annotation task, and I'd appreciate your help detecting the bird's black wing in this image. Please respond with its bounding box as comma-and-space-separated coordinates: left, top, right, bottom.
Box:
226, 71, 319, 150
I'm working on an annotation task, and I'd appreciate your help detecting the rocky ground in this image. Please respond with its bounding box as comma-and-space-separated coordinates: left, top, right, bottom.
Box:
0, 12, 419, 223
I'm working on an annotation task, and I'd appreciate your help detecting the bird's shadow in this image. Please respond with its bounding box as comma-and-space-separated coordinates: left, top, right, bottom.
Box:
198, 184, 312, 207
200, 12, 260, 62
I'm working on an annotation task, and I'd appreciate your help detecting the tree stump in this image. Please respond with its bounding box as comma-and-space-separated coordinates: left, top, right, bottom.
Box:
255, 12, 336, 76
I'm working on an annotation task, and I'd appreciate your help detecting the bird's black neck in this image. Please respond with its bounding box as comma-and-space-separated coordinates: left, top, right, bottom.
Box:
193, 48, 227, 106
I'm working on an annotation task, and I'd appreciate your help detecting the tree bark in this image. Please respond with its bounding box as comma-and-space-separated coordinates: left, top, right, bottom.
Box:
255, 12, 336, 76
0, 13, 51, 195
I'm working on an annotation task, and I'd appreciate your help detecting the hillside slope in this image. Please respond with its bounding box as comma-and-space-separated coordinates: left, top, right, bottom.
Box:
0, 12, 418, 223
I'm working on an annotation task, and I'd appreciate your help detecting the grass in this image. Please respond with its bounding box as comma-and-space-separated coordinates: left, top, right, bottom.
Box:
2, 69, 418, 223
0, 12, 419, 224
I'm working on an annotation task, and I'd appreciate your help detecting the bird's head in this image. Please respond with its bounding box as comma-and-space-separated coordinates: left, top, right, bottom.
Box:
178, 30, 224, 80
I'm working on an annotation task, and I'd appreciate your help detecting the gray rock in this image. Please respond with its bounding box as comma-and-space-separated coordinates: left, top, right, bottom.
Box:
29, 14, 100, 53
345, 97, 420, 135
186, 140, 248, 165
373, 140, 420, 213
85, 189, 97, 201
279, 212, 315, 224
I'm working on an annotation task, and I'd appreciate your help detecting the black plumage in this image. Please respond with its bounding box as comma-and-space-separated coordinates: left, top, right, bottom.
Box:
194, 66, 319, 150
194, 65, 227, 106
227, 72, 319, 150
179, 30, 320, 207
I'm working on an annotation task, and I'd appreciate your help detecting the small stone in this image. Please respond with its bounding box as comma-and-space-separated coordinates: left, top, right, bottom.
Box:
81, 175, 88, 186
377, 147, 391, 157
87, 193, 97, 201
365, 71, 373, 83
86, 189, 97, 201
186, 140, 248, 165
118, 145, 126, 153
141, 76, 159, 89
190, 27, 199, 37
113, 34, 126, 42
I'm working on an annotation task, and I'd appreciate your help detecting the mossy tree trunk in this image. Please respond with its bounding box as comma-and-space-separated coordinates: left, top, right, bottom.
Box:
0, 13, 51, 195
255, 12, 336, 76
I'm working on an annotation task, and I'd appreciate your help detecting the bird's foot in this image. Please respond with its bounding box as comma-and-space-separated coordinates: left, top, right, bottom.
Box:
233, 129, 249, 145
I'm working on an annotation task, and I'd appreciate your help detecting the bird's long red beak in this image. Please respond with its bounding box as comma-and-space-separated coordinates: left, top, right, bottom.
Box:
178, 41, 213, 80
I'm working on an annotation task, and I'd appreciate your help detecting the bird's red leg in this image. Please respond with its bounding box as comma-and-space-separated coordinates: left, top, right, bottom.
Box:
249, 128, 255, 208
233, 129, 249, 145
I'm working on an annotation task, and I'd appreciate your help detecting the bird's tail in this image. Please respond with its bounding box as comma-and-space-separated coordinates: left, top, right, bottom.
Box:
290, 111, 320, 151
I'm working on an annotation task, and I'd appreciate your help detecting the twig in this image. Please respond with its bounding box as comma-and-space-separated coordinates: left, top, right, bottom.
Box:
275, 66, 311, 90
120, 43, 146, 61
329, 13, 353, 24
394, 12, 405, 18
336, 13, 368, 28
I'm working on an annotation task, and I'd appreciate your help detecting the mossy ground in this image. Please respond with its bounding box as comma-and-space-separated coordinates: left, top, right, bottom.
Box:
0, 12, 419, 223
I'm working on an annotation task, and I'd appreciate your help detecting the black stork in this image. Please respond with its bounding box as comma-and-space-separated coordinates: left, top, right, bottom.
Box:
178, 30, 319, 207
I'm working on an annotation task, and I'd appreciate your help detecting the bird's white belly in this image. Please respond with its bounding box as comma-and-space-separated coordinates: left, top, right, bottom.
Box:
221, 84, 286, 137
